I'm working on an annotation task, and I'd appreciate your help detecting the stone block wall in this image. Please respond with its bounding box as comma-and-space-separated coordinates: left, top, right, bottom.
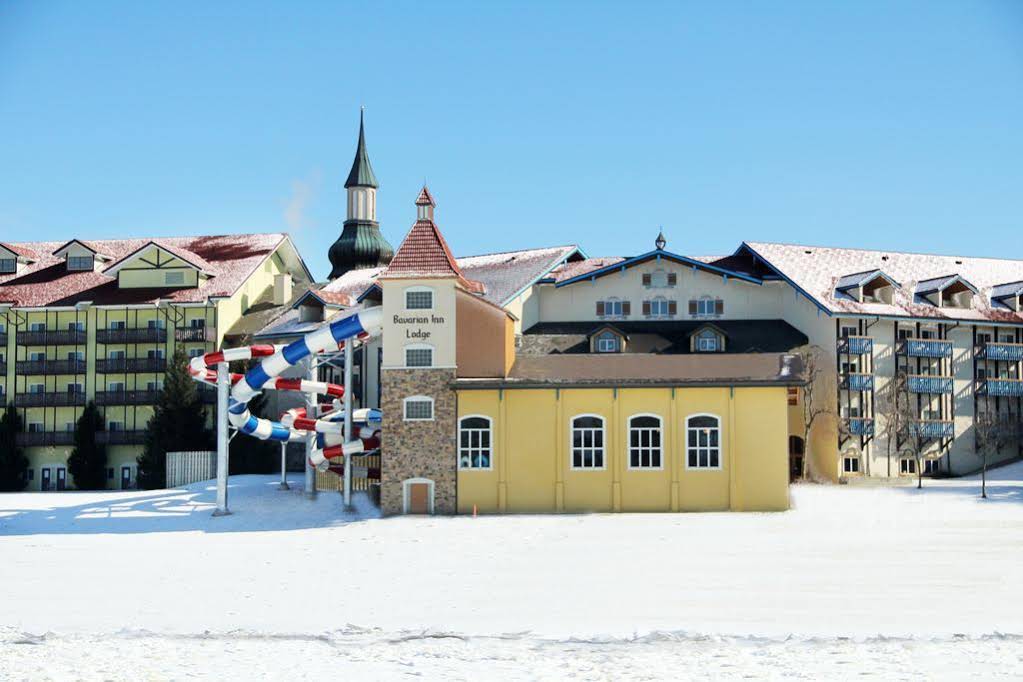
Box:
380, 368, 457, 515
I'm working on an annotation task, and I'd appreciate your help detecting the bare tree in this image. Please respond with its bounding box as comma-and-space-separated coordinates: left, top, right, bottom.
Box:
875, 370, 926, 489
974, 410, 1009, 499
793, 345, 831, 480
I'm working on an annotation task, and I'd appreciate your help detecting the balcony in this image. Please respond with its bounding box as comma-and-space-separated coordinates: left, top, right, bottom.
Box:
898, 338, 953, 358
94, 390, 162, 406
979, 378, 1023, 398
14, 392, 87, 408
95, 357, 167, 373
16, 329, 87, 346
96, 327, 167, 344
907, 375, 954, 394
94, 430, 148, 445
841, 373, 874, 391
837, 336, 873, 355
845, 417, 874, 436
16, 431, 75, 446
980, 342, 1023, 363
0, 331, 7, 346
909, 419, 954, 439
0, 359, 6, 374
16, 359, 87, 375
175, 327, 214, 343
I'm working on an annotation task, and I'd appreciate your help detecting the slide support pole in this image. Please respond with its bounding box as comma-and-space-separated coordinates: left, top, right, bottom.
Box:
213, 361, 231, 517
278, 441, 289, 491
304, 358, 317, 500
343, 340, 354, 510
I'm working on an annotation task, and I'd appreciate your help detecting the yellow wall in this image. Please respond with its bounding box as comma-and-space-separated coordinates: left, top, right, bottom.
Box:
457, 385, 790, 513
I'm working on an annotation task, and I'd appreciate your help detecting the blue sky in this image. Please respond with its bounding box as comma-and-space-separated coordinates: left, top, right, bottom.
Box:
2, 2, 1021, 279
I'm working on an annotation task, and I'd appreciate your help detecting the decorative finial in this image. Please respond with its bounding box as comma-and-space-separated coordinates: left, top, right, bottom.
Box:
655, 227, 667, 251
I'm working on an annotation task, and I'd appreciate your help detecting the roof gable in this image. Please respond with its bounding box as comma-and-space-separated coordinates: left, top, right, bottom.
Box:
103, 241, 213, 277
554, 249, 763, 288
380, 218, 485, 294
51, 239, 111, 260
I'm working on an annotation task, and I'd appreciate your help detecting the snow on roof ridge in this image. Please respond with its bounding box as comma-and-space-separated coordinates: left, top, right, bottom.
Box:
746, 240, 1023, 264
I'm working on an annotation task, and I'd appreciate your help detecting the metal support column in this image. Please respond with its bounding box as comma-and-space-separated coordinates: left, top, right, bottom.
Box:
304, 358, 317, 499
213, 361, 231, 516
278, 441, 290, 490
343, 339, 354, 510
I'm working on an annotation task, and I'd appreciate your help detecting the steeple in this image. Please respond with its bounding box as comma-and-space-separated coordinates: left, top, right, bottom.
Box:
415, 185, 435, 222
328, 110, 394, 280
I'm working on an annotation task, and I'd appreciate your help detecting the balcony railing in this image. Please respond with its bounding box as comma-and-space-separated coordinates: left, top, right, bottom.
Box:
0, 331, 7, 346
16, 431, 75, 446
840, 373, 874, 391
175, 327, 214, 342
898, 338, 953, 358
94, 390, 162, 406
979, 342, 1023, 363
96, 328, 167, 344
837, 336, 873, 355
979, 378, 1023, 398
16, 329, 87, 346
909, 419, 955, 439
16, 359, 87, 375
845, 417, 874, 436
14, 392, 87, 408
95, 357, 167, 373
907, 375, 954, 394
94, 430, 148, 445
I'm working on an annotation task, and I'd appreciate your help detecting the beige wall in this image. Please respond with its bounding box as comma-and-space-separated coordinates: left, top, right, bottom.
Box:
380, 278, 458, 369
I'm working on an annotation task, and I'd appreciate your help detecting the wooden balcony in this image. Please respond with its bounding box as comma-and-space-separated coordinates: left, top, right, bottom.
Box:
95, 357, 167, 373
979, 378, 1023, 398
837, 336, 872, 355
979, 342, 1023, 363
96, 328, 167, 344
16, 431, 75, 446
94, 430, 148, 445
840, 373, 874, 391
14, 392, 87, 408
94, 390, 162, 406
175, 327, 214, 342
16, 329, 87, 346
909, 419, 954, 439
898, 338, 953, 359
907, 375, 953, 394
16, 359, 88, 375
845, 417, 874, 436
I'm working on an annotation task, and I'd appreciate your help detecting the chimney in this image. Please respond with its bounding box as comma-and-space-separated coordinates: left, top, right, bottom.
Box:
274, 273, 293, 305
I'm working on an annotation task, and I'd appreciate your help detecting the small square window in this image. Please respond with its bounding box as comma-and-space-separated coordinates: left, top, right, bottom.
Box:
165, 271, 185, 285
404, 397, 434, 421
405, 347, 433, 368
843, 456, 860, 473
406, 290, 433, 310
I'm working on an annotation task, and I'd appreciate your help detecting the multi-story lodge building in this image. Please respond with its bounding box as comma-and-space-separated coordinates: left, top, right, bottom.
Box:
0, 235, 312, 490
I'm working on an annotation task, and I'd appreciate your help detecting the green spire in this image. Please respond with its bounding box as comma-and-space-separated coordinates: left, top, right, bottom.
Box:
344, 108, 379, 189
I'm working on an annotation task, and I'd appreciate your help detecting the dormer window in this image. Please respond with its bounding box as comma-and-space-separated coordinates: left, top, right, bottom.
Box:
835, 269, 898, 304
691, 325, 726, 353
0, 258, 15, 274
67, 255, 95, 271
916, 275, 977, 309
596, 331, 620, 353
299, 303, 325, 323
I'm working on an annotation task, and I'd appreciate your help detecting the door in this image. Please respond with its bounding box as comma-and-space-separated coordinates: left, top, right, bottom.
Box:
41, 467, 51, 491
56, 468, 67, 491
407, 482, 431, 514
121, 466, 132, 490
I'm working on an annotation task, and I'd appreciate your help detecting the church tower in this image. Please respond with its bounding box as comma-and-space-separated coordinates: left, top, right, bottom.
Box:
328, 110, 394, 279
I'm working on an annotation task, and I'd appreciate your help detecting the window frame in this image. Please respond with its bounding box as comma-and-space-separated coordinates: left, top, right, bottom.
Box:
66, 255, 95, 271
0, 258, 16, 274
595, 331, 620, 353
403, 395, 435, 422
695, 329, 722, 353
843, 454, 861, 474
404, 343, 434, 368
458, 415, 494, 470
404, 286, 434, 311
685, 413, 722, 470
569, 413, 607, 470
627, 413, 664, 470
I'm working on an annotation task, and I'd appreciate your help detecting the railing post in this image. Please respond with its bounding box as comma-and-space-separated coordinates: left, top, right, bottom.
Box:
213, 361, 231, 517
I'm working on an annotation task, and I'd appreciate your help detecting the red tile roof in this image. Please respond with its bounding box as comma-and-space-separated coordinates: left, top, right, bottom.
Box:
0, 233, 293, 307
380, 219, 485, 294
0, 242, 38, 260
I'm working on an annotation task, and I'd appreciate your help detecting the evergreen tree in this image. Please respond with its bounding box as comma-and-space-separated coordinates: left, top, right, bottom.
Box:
137, 348, 213, 489
0, 403, 29, 492
67, 401, 108, 490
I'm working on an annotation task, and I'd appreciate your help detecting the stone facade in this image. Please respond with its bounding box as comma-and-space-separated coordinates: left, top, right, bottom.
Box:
380, 368, 458, 515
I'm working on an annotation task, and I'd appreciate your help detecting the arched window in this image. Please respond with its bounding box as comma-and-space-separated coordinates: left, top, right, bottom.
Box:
571, 415, 605, 469
628, 414, 662, 468
596, 331, 620, 353
459, 416, 492, 469
686, 414, 721, 469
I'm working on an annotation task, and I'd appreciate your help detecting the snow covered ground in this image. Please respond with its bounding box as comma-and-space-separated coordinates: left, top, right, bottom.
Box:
1, 465, 1022, 680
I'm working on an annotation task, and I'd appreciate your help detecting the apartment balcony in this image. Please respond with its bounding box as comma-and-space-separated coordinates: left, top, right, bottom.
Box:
845, 417, 874, 436
96, 327, 167, 344
0, 331, 7, 347
94, 430, 148, 445
907, 375, 954, 394
898, 338, 953, 358
14, 392, 87, 408
175, 327, 214, 343
95, 357, 167, 373
840, 373, 874, 391
94, 390, 162, 406
16, 359, 87, 375
16, 431, 75, 446
0, 359, 6, 374
979, 378, 1023, 398
16, 329, 87, 346
909, 419, 955, 439
979, 342, 1023, 363
837, 336, 873, 355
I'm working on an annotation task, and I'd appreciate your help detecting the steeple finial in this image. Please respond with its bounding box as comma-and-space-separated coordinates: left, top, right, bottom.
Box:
416, 185, 436, 221
655, 227, 667, 251
344, 108, 378, 189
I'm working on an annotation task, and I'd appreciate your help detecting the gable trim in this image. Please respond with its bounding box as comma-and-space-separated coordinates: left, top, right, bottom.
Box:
554, 249, 763, 288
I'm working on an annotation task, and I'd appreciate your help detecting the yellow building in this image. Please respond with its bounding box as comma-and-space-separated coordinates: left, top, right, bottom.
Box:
0, 234, 312, 490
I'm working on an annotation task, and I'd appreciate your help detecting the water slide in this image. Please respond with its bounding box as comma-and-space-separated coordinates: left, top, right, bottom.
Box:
188, 307, 384, 473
